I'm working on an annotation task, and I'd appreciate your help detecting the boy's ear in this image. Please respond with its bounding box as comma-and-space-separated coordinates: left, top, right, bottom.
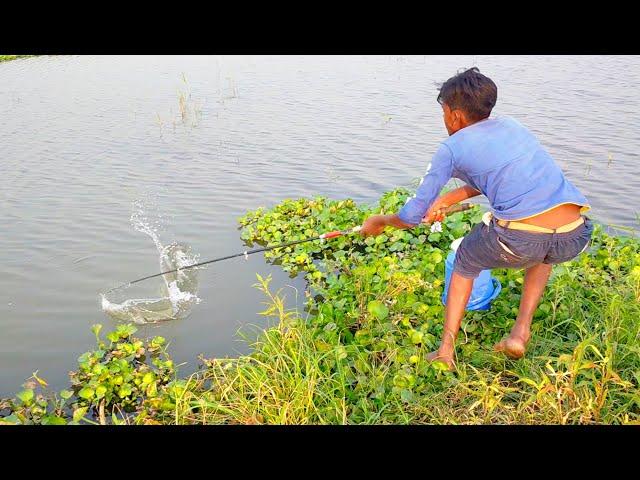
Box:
454, 109, 468, 125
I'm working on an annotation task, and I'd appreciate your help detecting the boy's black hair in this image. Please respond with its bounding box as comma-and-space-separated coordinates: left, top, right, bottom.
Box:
437, 67, 497, 121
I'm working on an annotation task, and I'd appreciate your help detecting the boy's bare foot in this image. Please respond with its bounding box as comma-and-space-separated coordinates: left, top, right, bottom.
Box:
493, 333, 530, 359
427, 349, 455, 371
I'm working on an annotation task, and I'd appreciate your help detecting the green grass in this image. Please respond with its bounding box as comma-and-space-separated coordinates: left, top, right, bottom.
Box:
0, 55, 36, 63
175, 249, 639, 425
2, 189, 638, 425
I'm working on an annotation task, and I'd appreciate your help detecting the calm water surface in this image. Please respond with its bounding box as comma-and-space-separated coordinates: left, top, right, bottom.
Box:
1, 55, 638, 395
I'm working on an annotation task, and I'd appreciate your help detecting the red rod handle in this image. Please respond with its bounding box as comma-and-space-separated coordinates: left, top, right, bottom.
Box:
322, 231, 343, 239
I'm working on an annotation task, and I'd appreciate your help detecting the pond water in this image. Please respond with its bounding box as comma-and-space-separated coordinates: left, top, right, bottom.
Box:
1, 55, 638, 396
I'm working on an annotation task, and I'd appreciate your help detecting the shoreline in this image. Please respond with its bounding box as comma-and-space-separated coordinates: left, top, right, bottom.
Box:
0, 55, 37, 63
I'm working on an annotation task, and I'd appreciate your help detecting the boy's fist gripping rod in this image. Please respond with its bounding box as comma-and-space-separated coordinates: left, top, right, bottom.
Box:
108, 203, 475, 292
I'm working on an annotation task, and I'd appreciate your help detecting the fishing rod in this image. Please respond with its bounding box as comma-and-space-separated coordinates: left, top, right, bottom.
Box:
106, 203, 474, 293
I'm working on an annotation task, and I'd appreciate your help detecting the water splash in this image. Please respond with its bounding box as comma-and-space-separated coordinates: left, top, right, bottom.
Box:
101, 198, 201, 324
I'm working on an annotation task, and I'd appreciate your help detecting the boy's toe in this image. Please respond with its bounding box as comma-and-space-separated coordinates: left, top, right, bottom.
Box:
493, 339, 507, 352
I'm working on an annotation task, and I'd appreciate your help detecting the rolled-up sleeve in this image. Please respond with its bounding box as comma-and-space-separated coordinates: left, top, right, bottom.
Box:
397, 144, 454, 225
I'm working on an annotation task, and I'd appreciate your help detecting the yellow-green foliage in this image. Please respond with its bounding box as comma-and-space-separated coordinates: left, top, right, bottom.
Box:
0, 55, 36, 63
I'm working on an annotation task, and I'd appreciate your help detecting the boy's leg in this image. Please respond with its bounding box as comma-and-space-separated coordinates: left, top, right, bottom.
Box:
427, 221, 492, 369
427, 271, 473, 369
426, 218, 549, 368
494, 262, 552, 358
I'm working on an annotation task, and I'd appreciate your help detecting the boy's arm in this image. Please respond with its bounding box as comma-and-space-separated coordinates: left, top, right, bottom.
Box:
360, 213, 414, 235
361, 144, 456, 236
423, 185, 481, 223
361, 185, 481, 235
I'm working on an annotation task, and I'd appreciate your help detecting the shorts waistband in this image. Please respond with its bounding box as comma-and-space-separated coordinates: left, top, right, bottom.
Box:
482, 212, 585, 234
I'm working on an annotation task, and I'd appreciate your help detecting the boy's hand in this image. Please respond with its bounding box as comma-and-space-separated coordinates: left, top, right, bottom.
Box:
422, 200, 449, 224
360, 215, 388, 237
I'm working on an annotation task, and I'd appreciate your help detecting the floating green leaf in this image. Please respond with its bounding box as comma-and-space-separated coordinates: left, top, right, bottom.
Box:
16, 389, 34, 405
73, 407, 88, 423
367, 300, 389, 320
42, 415, 66, 425
78, 387, 95, 400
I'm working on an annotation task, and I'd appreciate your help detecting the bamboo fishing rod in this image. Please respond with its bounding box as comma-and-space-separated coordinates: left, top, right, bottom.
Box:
105, 203, 474, 293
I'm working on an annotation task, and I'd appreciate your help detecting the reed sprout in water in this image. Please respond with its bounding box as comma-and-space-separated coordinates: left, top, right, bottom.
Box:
176, 73, 203, 127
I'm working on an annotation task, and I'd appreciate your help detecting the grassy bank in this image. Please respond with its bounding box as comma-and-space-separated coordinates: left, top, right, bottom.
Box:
1, 188, 639, 425
0, 55, 37, 63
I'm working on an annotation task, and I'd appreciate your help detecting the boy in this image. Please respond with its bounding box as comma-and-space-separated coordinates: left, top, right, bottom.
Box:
360, 67, 593, 369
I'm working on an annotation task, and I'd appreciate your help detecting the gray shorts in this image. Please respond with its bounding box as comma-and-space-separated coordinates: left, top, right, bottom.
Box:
453, 216, 594, 279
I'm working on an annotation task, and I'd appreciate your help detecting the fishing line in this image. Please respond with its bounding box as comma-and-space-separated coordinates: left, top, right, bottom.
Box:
105, 203, 473, 294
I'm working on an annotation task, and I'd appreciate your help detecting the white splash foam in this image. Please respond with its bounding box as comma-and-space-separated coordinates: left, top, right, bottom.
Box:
167, 281, 200, 305
101, 197, 201, 324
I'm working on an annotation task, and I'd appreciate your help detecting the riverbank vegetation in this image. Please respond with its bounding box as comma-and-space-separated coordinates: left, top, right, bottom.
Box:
1, 188, 638, 424
0, 55, 36, 63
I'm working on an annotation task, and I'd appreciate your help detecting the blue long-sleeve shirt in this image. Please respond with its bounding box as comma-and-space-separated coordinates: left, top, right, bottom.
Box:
397, 116, 590, 225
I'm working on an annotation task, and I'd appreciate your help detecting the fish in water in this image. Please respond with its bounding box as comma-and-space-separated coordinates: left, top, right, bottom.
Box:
101, 242, 201, 324
101, 198, 202, 324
